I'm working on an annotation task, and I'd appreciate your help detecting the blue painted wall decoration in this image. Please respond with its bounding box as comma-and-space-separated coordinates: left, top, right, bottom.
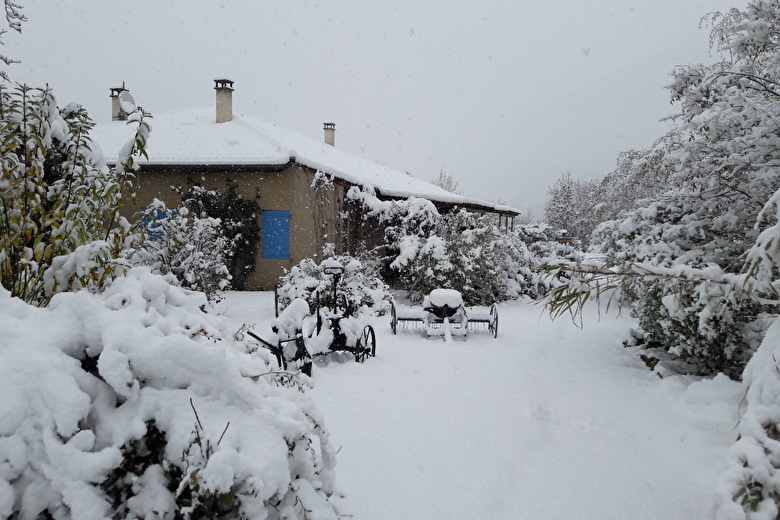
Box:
261, 210, 290, 259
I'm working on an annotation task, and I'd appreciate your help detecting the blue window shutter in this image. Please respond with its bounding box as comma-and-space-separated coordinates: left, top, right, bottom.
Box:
140, 206, 168, 243
262, 210, 290, 259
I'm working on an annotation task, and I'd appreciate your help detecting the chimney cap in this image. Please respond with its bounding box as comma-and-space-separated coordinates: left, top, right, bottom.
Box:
109, 82, 127, 97
214, 78, 234, 90
323, 122, 335, 129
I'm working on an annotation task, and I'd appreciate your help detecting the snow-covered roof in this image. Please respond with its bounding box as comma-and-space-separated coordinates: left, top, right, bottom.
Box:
92, 105, 519, 214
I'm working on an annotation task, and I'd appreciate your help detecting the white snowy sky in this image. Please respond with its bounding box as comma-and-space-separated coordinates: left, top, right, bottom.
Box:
8, 0, 740, 216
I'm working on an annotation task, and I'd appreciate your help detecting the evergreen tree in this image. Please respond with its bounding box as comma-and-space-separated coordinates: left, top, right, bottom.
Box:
544, 171, 600, 247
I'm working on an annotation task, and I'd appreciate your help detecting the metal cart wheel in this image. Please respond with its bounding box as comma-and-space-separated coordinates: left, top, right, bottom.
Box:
489, 304, 499, 339
390, 302, 397, 335
355, 325, 376, 362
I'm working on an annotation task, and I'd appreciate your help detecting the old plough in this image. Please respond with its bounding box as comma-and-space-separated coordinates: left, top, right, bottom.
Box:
247, 261, 376, 376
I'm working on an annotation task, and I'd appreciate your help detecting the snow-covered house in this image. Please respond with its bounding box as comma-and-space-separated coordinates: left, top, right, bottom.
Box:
93, 80, 519, 290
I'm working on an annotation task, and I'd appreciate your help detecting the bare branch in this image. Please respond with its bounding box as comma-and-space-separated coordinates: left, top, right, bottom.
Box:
4, 1, 25, 33
712, 70, 780, 98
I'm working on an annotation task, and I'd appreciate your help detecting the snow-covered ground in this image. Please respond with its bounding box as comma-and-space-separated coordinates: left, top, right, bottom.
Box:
221, 292, 743, 520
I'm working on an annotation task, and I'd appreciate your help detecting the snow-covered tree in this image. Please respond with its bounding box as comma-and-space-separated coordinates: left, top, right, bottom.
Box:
589, 143, 676, 239
175, 180, 261, 290
0, 84, 150, 305
544, 171, 576, 233
545, 0, 780, 379
347, 187, 568, 304
432, 169, 460, 194
544, 171, 600, 248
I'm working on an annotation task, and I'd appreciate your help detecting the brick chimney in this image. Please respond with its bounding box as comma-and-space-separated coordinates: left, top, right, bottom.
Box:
214, 78, 234, 123
323, 122, 335, 146
109, 83, 128, 121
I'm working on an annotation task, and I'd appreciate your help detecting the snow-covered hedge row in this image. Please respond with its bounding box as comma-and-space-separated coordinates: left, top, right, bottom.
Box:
0, 268, 339, 519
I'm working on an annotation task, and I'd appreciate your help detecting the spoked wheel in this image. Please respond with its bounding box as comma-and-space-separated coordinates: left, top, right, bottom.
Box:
489, 304, 498, 339
355, 325, 376, 362
390, 303, 397, 335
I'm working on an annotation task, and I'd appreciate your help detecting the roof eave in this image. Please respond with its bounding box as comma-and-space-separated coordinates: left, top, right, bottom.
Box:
374, 189, 520, 217
107, 157, 295, 174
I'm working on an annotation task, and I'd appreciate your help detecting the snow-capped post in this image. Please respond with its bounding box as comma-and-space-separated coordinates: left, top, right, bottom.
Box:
214, 78, 233, 123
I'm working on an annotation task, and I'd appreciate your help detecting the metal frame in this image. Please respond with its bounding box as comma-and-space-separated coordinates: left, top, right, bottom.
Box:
390, 291, 498, 339
249, 264, 377, 375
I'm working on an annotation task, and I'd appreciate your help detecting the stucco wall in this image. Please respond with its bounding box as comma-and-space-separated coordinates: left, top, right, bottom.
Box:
125, 164, 346, 290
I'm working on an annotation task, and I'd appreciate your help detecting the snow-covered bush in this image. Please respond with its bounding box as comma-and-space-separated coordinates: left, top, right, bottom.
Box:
565, 168, 775, 377
125, 201, 231, 302
630, 277, 767, 378
716, 321, 780, 519
0, 268, 339, 519
0, 84, 150, 306
714, 184, 780, 516
543, 255, 771, 378
347, 187, 559, 304
518, 223, 581, 265
276, 254, 391, 317
175, 181, 261, 291
391, 209, 548, 304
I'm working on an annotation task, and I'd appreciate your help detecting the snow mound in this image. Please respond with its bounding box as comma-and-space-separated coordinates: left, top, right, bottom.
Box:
425, 289, 464, 308
0, 268, 338, 519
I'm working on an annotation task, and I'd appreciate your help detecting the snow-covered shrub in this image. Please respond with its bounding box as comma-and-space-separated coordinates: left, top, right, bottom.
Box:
630, 277, 767, 378
0, 84, 150, 305
390, 210, 527, 304
387, 209, 555, 304
348, 187, 558, 304
713, 183, 780, 516
0, 268, 339, 519
276, 254, 391, 317
543, 254, 770, 378
175, 181, 261, 290
125, 201, 231, 302
715, 321, 780, 519
599, 188, 775, 377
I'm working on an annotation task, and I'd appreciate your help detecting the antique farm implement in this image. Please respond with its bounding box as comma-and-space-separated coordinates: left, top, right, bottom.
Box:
390, 288, 498, 339
247, 261, 376, 375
